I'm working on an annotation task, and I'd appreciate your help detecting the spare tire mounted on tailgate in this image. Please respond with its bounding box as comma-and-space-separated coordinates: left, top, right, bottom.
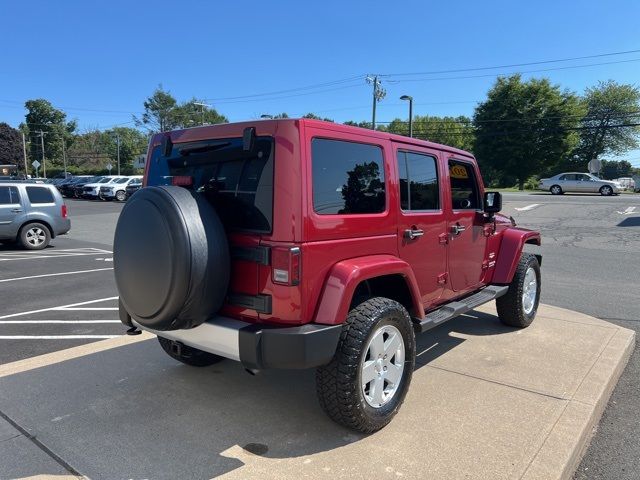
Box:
114, 185, 230, 331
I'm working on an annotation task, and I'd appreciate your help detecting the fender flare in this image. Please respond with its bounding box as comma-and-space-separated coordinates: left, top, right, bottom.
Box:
492, 228, 541, 284
313, 254, 423, 325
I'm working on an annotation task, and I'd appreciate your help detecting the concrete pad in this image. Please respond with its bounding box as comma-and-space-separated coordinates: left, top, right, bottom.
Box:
0, 304, 633, 479
0, 418, 76, 479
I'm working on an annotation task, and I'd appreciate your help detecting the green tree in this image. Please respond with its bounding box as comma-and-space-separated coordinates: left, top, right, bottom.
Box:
386, 115, 475, 151
22, 99, 77, 169
0, 123, 23, 169
135, 86, 228, 132
473, 75, 584, 189
303, 113, 334, 122
574, 80, 640, 164
600, 159, 633, 180
135, 85, 179, 132
100, 127, 150, 173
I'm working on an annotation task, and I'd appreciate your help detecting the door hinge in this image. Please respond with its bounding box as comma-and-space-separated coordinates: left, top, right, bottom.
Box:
483, 225, 494, 237
438, 233, 448, 245
437, 273, 448, 285
481, 260, 489, 270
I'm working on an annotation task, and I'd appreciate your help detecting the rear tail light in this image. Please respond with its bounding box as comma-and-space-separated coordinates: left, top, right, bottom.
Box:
61, 205, 68, 218
271, 247, 301, 286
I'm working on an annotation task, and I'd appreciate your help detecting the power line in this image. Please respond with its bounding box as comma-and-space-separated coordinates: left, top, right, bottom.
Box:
379, 48, 640, 77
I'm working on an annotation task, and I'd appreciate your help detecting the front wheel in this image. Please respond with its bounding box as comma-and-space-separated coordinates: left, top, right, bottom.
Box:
496, 253, 541, 328
316, 297, 416, 433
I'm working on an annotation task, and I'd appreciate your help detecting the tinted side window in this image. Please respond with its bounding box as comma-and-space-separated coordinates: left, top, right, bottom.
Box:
312, 138, 385, 215
26, 186, 54, 204
0, 186, 20, 204
0, 186, 10, 204
397, 151, 439, 211
449, 161, 480, 210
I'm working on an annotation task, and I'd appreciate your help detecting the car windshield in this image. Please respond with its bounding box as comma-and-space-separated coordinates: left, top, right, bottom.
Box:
97, 178, 114, 183
115, 178, 129, 184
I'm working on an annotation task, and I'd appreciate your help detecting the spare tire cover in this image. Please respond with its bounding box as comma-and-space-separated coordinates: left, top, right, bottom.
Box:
114, 185, 230, 331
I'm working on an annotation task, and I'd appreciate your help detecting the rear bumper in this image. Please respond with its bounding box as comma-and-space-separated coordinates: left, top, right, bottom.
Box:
122, 307, 341, 370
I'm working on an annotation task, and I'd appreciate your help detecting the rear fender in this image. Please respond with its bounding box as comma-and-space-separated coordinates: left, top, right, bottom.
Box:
313, 255, 423, 325
492, 228, 541, 284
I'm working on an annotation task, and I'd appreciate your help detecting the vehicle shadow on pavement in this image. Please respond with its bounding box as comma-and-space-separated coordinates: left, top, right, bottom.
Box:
617, 217, 640, 227
0, 310, 515, 480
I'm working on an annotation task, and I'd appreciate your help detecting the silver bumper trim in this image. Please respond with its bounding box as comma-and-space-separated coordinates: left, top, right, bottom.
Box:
133, 316, 249, 361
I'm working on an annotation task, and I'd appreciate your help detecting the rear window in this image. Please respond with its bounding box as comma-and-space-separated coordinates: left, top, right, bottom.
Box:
26, 186, 54, 204
311, 138, 385, 215
147, 137, 274, 233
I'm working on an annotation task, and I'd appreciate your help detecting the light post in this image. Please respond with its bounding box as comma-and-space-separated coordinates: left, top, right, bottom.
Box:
400, 95, 413, 138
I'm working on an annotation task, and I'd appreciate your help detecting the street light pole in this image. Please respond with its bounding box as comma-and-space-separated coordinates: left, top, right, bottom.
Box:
22, 132, 28, 177
400, 95, 413, 138
116, 134, 121, 175
61, 137, 67, 177
38, 130, 47, 178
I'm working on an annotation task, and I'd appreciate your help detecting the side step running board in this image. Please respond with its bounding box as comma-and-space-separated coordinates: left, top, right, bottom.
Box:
413, 285, 509, 333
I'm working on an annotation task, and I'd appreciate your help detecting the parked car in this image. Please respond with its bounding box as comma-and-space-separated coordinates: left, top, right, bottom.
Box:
99, 176, 143, 201
124, 177, 143, 199
538, 172, 620, 195
59, 176, 95, 197
114, 119, 542, 433
615, 177, 635, 191
0, 182, 70, 250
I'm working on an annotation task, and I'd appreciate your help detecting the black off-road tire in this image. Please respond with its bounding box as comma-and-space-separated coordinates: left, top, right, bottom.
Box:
157, 336, 224, 367
315, 297, 416, 433
18, 222, 51, 250
496, 253, 541, 328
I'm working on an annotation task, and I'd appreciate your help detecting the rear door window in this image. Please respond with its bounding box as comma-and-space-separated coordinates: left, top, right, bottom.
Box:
311, 138, 385, 215
397, 151, 439, 211
26, 186, 54, 204
0, 186, 20, 204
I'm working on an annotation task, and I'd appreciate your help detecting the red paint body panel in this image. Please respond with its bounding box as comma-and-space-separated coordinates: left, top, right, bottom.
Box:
313, 255, 424, 325
491, 228, 541, 284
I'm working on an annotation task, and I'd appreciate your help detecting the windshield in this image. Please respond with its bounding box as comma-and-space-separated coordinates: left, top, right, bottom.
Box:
115, 178, 129, 184
97, 178, 114, 184
147, 136, 274, 233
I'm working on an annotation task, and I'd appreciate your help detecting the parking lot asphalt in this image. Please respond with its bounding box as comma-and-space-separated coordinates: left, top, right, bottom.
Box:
0, 192, 638, 478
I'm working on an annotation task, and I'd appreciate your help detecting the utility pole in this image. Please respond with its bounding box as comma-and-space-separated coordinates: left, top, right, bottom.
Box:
38, 130, 47, 178
116, 134, 121, 175
193, 102, 211, 126
21, 132, 28, 177
61, 137, 68, 177
366, 75, 386, 130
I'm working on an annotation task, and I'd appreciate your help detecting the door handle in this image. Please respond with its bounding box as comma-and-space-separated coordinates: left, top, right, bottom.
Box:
451, 224, 466, 236
11, 208, 23, 213
404, 228, 424, 240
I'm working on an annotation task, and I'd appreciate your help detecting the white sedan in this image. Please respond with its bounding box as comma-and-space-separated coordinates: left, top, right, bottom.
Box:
538, 172, 620, 196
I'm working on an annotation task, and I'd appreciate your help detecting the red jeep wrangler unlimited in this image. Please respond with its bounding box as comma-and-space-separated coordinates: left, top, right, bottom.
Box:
114, 119, 541, 432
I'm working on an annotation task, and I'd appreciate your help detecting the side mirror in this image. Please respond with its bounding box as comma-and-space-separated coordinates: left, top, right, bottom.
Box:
483, 191, 502, 214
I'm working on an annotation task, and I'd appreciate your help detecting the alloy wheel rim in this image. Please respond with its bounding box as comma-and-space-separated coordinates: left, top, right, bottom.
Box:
522, 267, 538, 315
360, 324, 405, 408
26, 227, 46, 246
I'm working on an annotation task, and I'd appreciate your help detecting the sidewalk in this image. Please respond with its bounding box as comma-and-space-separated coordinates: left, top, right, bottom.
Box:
0, 304, 634, 480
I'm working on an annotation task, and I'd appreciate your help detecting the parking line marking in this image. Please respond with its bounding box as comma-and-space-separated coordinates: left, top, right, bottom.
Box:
0, 320, 120, 324
55, 307, 118, 311
515, 204, 541, 211
0, 248, 113, 262
0, 268, 114, 283
0, 296, 118, 320
617, 206, 637, 215
0, 335, 120, 339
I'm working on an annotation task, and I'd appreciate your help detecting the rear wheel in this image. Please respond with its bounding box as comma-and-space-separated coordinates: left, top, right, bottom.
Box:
19, 222, 51, 250
157, 336, 224, 367
497, 253, 540, 328
599, 185, 613, 196
316, 297, 415, 433
549, 185, 562, 195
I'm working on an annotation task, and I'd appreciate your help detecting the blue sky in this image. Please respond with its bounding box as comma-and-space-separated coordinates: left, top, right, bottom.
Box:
1, 0, 639, 165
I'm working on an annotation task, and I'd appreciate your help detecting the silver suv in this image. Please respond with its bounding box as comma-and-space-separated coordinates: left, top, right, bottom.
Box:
0, 182, 71, 250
